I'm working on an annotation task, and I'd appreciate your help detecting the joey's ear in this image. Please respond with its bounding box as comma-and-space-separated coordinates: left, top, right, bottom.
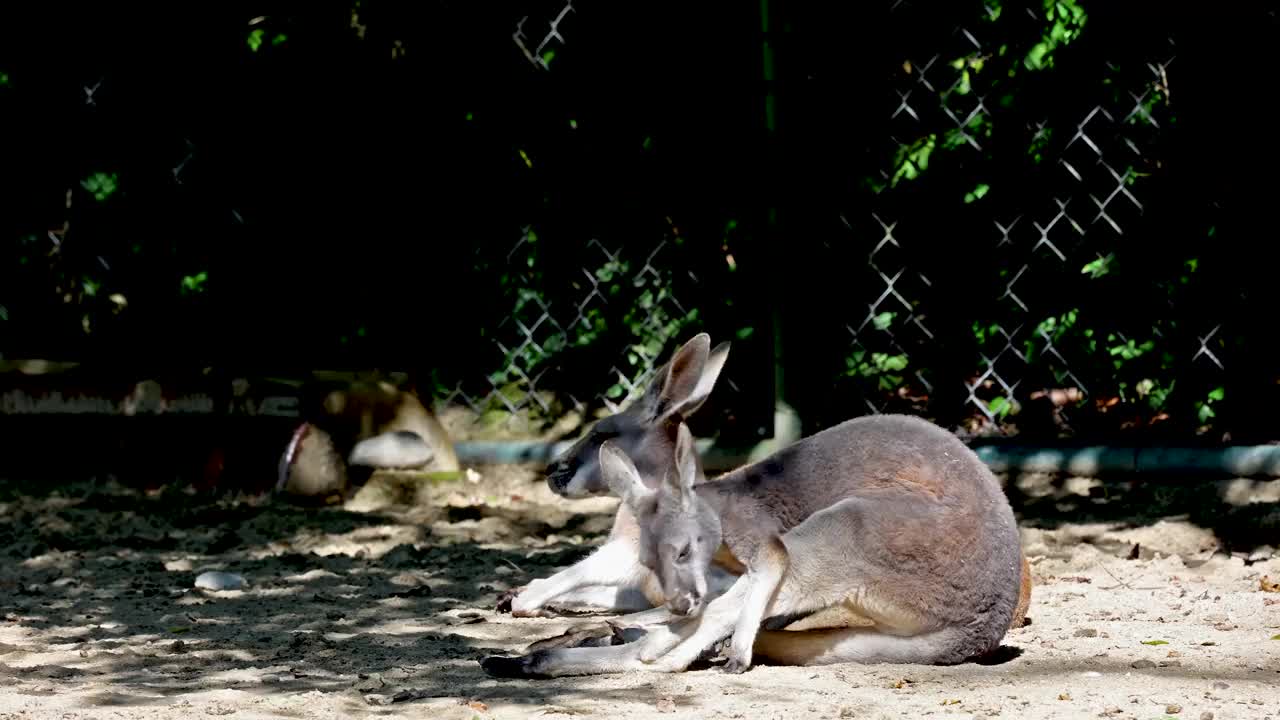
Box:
599, 441, 652, 510
672, 422, 700, 510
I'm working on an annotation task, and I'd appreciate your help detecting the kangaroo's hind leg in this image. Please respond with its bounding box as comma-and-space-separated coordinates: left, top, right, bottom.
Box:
657, 496, 957, 673
635, 498, 877, 673
749, 626, 972, 667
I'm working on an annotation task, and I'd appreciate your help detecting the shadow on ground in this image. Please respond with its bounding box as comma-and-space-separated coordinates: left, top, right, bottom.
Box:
1000, 470, 1279, 557
2, 462, 1278, 713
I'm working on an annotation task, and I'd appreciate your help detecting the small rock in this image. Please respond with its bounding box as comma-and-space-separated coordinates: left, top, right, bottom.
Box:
656, 696, 676, 713
390, 688, 432, 703
1250, 698, 1264, 705
382, 668, 411, 681
1131, 659, 1157, 669
194, 571, 245, 591
392, 585, 433, 599
840, 709, 856, 719
1212, 622, 1235, 631
1158, 660, 1182, 667
1211, 681, 1229, 690
1074, 628, 1098, 638
170, 640, 187, 654
1199, 713, 1213, 720
1166, 704, 1182, 714
354, 675, 385, 692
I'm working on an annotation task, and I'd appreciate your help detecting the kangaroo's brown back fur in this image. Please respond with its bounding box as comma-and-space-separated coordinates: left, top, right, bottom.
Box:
721, 414, 1022, 634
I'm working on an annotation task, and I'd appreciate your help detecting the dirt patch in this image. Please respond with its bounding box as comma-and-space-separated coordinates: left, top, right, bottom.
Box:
0, 467, 1277, 720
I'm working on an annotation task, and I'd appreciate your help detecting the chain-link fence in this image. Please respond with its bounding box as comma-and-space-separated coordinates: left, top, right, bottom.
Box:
768, 1, 1277, 444
3, 1, 1277, 449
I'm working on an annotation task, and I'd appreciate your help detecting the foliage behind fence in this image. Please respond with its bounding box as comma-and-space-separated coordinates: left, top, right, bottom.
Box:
2, 1, 1277, 445
768, 0, 1280, 444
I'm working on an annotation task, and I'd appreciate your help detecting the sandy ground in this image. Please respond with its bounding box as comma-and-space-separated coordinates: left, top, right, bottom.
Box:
1, 464, 1278, 720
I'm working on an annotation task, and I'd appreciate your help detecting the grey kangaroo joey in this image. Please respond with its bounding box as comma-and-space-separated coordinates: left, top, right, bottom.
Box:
481, 414, 1031, 679
495, 332, 740, 619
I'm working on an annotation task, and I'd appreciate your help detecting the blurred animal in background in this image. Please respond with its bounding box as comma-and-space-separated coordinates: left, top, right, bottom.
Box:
275, 379, 459, 504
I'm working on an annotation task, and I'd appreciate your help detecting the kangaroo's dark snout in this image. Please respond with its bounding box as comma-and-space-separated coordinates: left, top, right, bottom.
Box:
545, 456, 577, 492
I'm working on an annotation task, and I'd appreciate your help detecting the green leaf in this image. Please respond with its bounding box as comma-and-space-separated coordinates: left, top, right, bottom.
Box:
1140, 639, 1168, 646
81, 172, 119, 202
1081, 253, 1115, 279
891, 134, 936, 186
964, 183, 991, 204
1196, 402, 1215, 424
1207, 386, 1224, 402
541, 49, 556, 66
735, 326, 755, 340
988, 396, 1011, 417
1271, 634, 1280, 640
872, 312, 895, 331
247, 28, 265, 52
874, 352, 908, 372
1025, 41, 1050, 70
0, 72, 10, 87
180, 271, 209, 295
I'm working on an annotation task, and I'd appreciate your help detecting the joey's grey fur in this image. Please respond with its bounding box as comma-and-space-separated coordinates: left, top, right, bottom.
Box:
483, 381, 1030, 677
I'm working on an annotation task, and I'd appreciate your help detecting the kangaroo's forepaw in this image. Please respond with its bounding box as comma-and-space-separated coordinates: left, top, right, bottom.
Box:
507, 592, 553, 618
479, 653, 549, 680
525, 623, 619, 653
722, 655, 751, 674
495, 587, 523, 614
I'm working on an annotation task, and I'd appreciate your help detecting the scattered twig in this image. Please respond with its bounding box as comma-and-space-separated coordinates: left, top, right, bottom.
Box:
1097, 563, 1162, 591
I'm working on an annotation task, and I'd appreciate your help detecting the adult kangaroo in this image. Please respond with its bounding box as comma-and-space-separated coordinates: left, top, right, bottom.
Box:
492, 334, 1030, 650
484, 411, 1029, 677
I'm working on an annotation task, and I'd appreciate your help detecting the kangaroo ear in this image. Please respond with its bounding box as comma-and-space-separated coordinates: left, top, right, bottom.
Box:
599, 441, 652, 511
674, 340, 730, 420
648, 333, 709, 419
646, 334, 731, 423
672, 422, 700, 510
